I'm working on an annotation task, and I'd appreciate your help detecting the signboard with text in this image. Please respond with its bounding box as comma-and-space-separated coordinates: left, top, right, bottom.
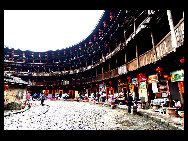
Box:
171, 69, 184, 82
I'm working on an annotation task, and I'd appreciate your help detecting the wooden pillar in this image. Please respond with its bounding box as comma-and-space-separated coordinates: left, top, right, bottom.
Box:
136, 45, 139, 68
125, 53, 127, 64
102, 65, 104, 80
167, 10, 178, 51
116, 58, 118, 67
109, 63, 110, 72
124, 30, 126, 46
150, 31, 157, 62
125, 53, 128, 73
86, 60, 87, 68
134, 19, 136, 35
96, 68, 97, 79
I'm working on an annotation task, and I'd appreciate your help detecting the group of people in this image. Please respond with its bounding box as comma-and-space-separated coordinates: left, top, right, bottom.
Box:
77, 91, 137, 114
27, 90, 138, 114
27, 92, 45, 106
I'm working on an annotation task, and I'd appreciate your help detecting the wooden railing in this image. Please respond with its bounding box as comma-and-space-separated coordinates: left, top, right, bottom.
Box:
30, 18, 184, 86
92, 18, 184, 82
127, 17, 184, 72
127, 58, 138, 72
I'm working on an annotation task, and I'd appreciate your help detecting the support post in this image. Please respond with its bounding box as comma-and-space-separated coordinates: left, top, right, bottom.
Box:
102, 65, 104, 80
125, 53, 128, 73
150, 31, 157, 62
167, 10, 178, 51
124, 30, 126, 46
136, 45, 139, 69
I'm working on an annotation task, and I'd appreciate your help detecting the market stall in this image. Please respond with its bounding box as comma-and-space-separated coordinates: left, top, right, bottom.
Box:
136, 73, 148, 108
115, 81, 127, 105
169, 69, 184, 116
149, 72, 170, 113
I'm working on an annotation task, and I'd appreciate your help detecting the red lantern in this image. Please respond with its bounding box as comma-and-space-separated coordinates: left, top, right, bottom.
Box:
110, 12, 113, 20
127, 77, 131, 80
156, 67, 163, 72
156, 67, 163, 76
137, 73, 147, 82
4, 85, 9, 90
118, 79, 121, 83
89, 39, 92, 45
94, 35, 96, 40
103, 21, 107, 27
180, 58, 184, 63
99, 29, 102, 35
109, 81, 112, 85
127, 77, 131, 83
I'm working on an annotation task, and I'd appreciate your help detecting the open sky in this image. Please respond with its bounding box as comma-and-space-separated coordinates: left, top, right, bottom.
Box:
4, 10, 104, 52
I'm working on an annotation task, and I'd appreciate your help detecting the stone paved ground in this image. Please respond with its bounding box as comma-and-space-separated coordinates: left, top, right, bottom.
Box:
4, 101, 175, 130
116, 104, 184, 130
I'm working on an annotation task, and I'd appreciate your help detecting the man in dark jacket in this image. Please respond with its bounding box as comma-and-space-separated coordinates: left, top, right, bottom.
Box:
41, 93, 45, 106
97, 92, 100, 102
127, 93, 133, 114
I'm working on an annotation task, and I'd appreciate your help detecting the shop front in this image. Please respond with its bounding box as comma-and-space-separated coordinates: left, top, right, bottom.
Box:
99, 83, 106, 102
146, 66, 184, 117
170, 69, 184, 111
69, 90, 74, 99
137, 73, 148, 104
115, 80, 128, 105
148, 73, 169, 112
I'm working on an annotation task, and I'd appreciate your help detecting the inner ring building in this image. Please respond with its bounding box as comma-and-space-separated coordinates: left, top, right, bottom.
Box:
4, 10, 184, 111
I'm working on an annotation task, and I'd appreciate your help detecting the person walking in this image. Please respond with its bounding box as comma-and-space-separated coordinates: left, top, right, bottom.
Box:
127, 93, 133, 114
97, 92, 100, 102
41, 93, 45, 106
32, 93, 37, 101
65, 93, 68, 101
